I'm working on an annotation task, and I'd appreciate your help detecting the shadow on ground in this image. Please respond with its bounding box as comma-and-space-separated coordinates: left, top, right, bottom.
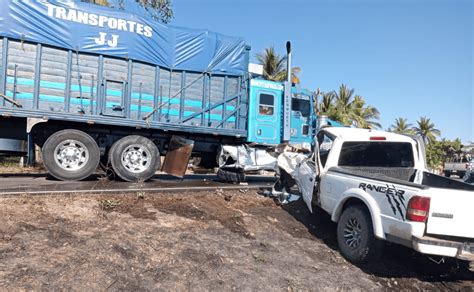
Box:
282, 199, 473, 288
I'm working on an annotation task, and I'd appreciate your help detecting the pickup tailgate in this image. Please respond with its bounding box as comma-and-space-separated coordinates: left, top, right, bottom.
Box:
426, 188, 474, 238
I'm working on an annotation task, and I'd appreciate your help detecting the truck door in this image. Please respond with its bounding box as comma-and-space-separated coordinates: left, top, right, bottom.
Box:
247, 80, 282, 145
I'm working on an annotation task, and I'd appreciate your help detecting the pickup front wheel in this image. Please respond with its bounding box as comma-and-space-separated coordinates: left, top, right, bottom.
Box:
337, 204, 381, 264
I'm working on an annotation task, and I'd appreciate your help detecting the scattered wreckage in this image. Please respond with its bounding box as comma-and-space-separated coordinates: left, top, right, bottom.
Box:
271, 127, 474, 266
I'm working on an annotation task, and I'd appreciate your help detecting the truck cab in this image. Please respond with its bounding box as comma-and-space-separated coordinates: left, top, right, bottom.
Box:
247, 78, 314, 147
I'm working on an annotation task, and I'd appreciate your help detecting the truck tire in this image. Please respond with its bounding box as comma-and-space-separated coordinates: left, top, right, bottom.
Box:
42, 129, 100, 181
444, 171, 451, 177
337, 204, 381, 264
108, 136, 160, 182
217, 168, 245, 184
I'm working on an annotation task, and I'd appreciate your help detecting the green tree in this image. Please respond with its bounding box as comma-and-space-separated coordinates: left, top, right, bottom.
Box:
83, 0, 174, 23
255, 47, 301, 83
413, 117, 441, 145
318, 84, 380, 129
425, 138, 463, 168
389, 118, 413, 135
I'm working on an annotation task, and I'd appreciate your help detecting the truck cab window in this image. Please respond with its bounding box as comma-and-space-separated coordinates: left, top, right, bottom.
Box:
259, 93, 274, 116
291, 98, 310, 117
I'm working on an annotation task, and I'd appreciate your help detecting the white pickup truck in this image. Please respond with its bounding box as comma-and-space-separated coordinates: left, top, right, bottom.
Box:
292, 127, 474, 264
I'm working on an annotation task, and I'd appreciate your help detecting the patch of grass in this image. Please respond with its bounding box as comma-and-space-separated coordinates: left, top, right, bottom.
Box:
100, 199, 122, 211
0, 156, 21, 167
252, 253, 267, 263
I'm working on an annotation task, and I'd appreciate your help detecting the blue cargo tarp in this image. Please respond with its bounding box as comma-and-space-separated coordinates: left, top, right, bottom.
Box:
0, 0, 248, 75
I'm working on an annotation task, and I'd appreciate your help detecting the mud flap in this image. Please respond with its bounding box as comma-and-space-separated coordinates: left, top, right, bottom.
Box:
162, 136, 194, 178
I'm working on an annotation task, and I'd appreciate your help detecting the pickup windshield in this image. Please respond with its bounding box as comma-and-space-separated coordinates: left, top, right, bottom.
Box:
338, 142, 414, 167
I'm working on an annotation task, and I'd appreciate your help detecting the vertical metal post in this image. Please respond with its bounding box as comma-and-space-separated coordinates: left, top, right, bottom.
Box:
65, 50, 72, 112
125, 60, 133, 119
12, 64, 17, 105
207, 75, 212, 127
236, 76, 241, 130
158, 85, 163, 122
201, 74, 208, 127
222, 76, 228, 129
0, 38, 8, 106
167, 70, 172, 121
137, 82, 143, 119
239, 75, 248, 131
97, 55, 104, 114
90, 75, 95, 115
179, 71, 185, 122
33, 44, 42, 110
26, 132, 35, 166
153, 66, 160, 122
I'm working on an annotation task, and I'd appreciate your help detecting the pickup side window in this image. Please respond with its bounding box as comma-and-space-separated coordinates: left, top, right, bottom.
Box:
318, 133, 334, 167
338, 142, 414, 167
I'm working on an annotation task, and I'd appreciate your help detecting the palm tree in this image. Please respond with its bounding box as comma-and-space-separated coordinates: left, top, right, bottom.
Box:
351, 95, 381, 129
256, 47, 301, 83
319, 92, 335, 114
389, 118, 413, 135
413, 117, 441, 144
320, 84, 380, 129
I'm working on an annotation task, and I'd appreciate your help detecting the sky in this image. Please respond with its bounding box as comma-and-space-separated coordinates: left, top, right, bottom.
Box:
113, 0, 473, 143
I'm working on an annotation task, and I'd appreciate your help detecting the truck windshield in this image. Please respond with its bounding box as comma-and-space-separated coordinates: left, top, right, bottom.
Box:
338, 142, 415, 167
292, 98, 310, 117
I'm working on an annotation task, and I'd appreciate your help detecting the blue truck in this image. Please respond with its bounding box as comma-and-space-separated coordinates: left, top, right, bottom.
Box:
0, 0, 319, 182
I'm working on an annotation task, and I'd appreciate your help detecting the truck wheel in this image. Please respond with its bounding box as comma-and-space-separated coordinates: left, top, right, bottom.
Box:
444, 171, 451, 177
337, 204, 381, 264
217, 168, 245, 184
108, 136, 160, 182
42, 129, 100, 181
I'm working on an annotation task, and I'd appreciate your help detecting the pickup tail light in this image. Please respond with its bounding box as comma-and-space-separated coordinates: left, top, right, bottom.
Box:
406, 196, 431, 222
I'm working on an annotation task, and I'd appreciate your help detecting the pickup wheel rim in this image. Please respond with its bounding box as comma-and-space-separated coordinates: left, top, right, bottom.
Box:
343, 218, 362, 249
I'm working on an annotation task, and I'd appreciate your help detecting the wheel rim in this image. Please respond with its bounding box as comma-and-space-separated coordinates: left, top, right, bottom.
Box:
121, 144, 151, 174
343, 217, 362, 249
54, 139, 89, 171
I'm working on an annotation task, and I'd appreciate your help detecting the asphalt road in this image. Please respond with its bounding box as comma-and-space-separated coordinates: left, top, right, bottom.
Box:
0, 172, 275, 195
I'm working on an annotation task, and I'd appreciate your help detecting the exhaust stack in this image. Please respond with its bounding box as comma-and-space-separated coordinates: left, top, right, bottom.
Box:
286, 41, 292, 83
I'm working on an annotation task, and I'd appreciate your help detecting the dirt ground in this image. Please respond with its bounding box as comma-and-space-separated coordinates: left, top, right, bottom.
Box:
0, 190, 472, 291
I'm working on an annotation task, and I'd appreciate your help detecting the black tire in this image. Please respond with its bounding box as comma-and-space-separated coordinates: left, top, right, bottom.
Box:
108, 135, 160, 182
444, 171, 451, 177
42, 129, 100, 181
217, 168, 245, 184
337, 204, 381, 264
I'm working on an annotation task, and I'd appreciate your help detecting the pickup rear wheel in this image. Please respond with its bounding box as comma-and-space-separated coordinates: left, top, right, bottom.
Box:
108, 135, 160, 182
337, 204, 381, 264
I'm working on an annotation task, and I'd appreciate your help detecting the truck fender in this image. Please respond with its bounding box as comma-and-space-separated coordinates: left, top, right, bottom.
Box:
331, 188, 385, 240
